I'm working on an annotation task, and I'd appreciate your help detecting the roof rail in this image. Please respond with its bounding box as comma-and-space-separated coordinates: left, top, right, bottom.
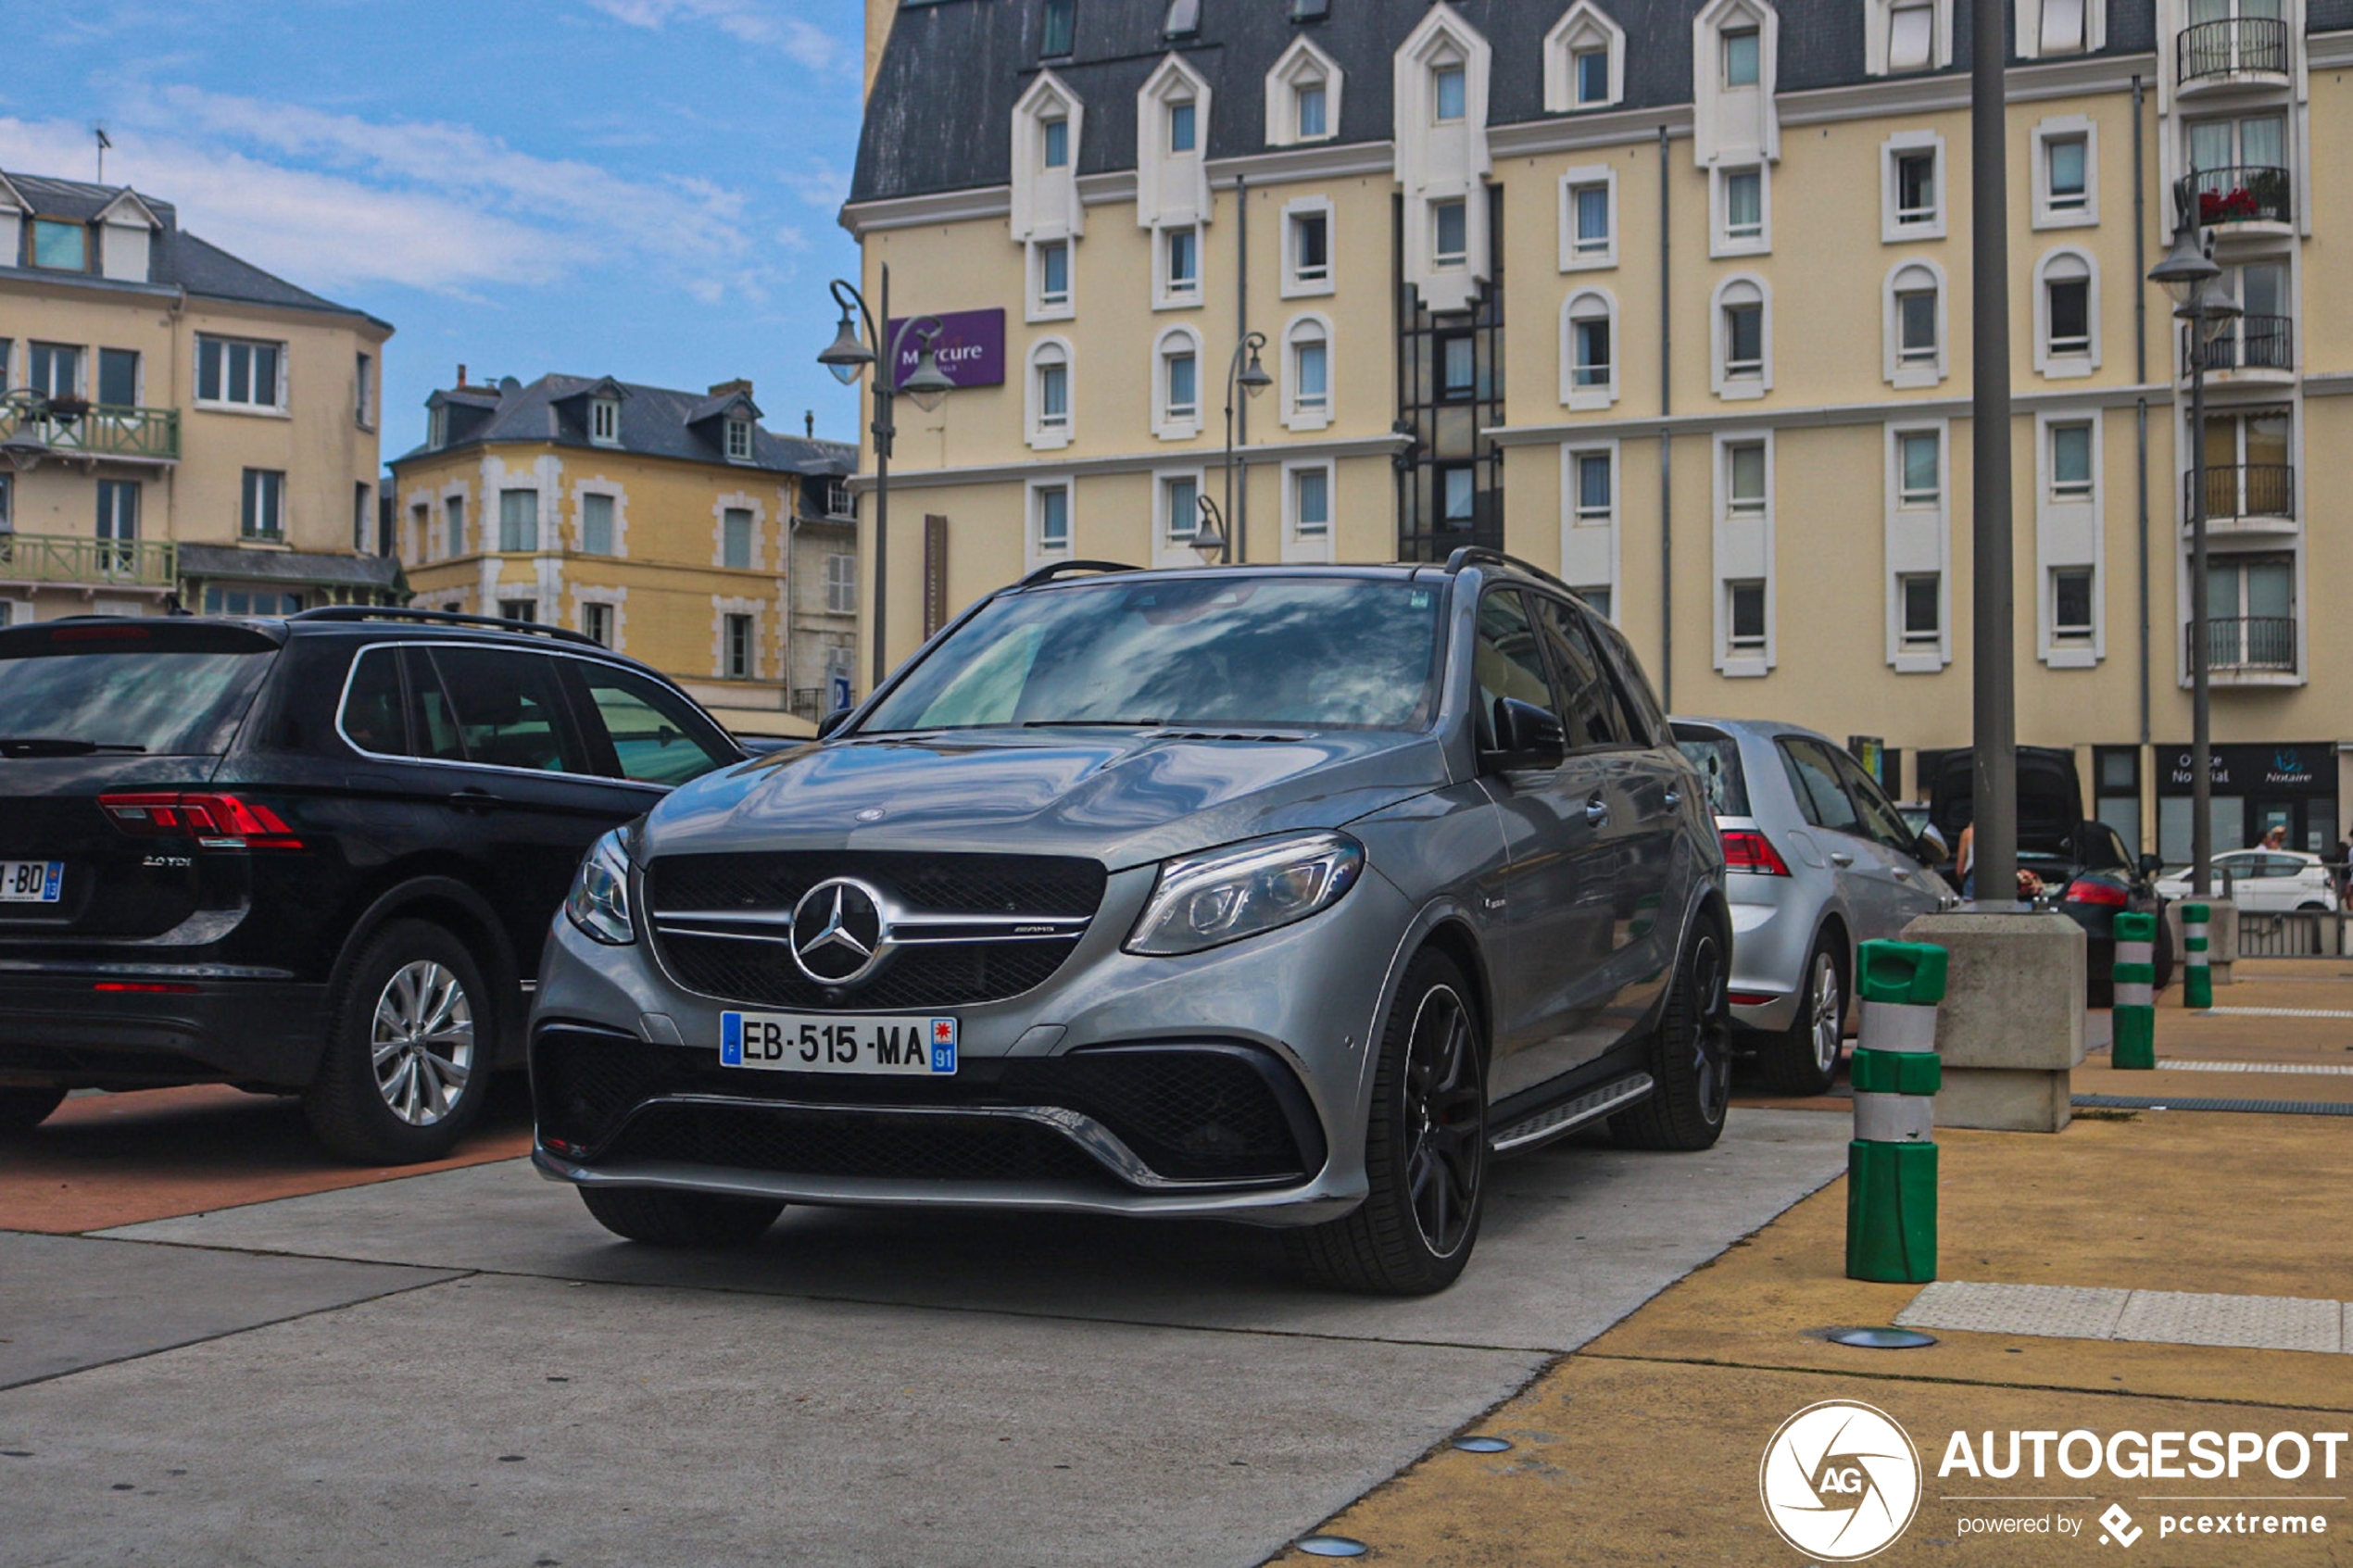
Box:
1441, 546, 1574, 593
1015, 559, 1142, 589
289, 605, 602, 647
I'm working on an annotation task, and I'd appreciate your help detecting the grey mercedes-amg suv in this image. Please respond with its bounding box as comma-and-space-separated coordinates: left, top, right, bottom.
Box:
530, 550, 1730, 1294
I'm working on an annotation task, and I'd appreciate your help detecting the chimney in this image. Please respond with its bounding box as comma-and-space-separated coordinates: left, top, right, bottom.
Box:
457, 364, 468, 387
708, 378, 754, 398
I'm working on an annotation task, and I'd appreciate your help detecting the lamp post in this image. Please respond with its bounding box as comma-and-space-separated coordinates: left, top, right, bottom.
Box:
1189, 494, 1229, 565
2148, 221, 2241, 898
1969, 0, 2019, 907
818, 263, 955, 694
1219, 332, 1273, 564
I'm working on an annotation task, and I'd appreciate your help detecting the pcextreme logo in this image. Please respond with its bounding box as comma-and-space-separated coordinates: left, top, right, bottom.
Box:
1759, 1400, 1924, 1561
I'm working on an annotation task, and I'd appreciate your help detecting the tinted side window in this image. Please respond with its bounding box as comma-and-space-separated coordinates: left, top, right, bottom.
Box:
1473, 589, 1553, 750
575, 664, 736, 785
1778, 738, 1862, 834
1593, 619, 1666, 746
403, 647, 468, 761
339, 646, 408, 755
1831, 747, 1916, 853
426, 646, 590, 774
1531, 596, 1633, 750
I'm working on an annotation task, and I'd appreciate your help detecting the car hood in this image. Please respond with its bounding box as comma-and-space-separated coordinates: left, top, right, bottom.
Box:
639, 727, 1453, 871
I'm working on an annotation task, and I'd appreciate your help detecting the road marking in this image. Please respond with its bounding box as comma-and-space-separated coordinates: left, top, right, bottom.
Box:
2197, 1006, 2353, 1019
2152, 1058, 2353, 1076
1897, 1281, 2349, 1355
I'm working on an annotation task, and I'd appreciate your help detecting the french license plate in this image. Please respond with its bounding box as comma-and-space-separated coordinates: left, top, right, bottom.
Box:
0, 861, 63, 903
721, 1011, 958, 1075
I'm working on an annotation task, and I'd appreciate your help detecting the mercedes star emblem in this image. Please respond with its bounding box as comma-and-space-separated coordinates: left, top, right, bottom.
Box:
789, 878, 890, 985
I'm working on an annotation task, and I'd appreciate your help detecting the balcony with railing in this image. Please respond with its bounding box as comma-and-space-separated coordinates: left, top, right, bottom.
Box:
2186, 463, 2295, 525
2184, 315, 2293, 380
2177, 16, 2293, 88
2199, 614, 2296, 674
0, 532, 179, 590
2174, 165, 2293, 230
0, 391, 182, 465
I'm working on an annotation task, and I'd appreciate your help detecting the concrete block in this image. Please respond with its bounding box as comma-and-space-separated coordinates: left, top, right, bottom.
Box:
2163, 897, 2238, 985
2083, 1009, 2113, 1052
1898, 910, 2086, 1133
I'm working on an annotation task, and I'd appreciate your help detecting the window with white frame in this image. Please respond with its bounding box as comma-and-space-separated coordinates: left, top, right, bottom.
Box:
2052, 568, 2095, 641
590, 395, 621, 445
1162, 472, 1202, 552
1160, 224, 1201, 305
241, 469, 284, 540
1432, 199, 1469, 269
1725, 441, 1768, 515
2032, 118, 2097, 228
445, 495, 467, 555
1166, 96, 1196, 155
1882, 134, 1944, 241
1284, 201, 1332, 295
1713, 276, 1770, 396
1896, 429, 1942, 508
725, 416, 753, 461
1543, 3, 1626, 112
1286, 316, 1331, 430
1034, 483, 1072, 556
1432, 60, 1467, 121
2035, 248, 2099, 374
1884, 260, 1946, 386
1715, 165, 1768, 255
1722, 26, 1761, 86
2050, 420, 2095, 498
1297, 78, 1329, 138
1867, 0, 1951, 71
1726, 581, 1768, 648
2016, 0, 2106, 57
1561, 169, 1615, 270
722, 507, 754, 569
1563, 291, 1617, 410
1042, 115, 1070, 169
1899, 573, 1942, 646
1028, 340, 1073, 448
2036, 0, 2088, 55
500, 488, 539, 552
582, 602, 614, 648
196, 335, 283, 410
1887, 0, 1934, 69
1292, 465, 1329, 539
1156, 330, 1201, 437
724, 613, 755, 680
1572, 450, 1613, 524
1265, 34, 1342, 149
356, 353, 372, 427
1032, 239, 1073, 318
582, 492, 616, 555
825, 553, 857, 614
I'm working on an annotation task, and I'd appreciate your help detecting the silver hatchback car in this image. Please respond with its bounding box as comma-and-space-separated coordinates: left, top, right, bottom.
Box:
1670, 719, 1952, 1093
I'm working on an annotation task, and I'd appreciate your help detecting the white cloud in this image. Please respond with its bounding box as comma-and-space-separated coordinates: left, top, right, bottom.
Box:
779, 159, 849, 210
585, 0, 838, 70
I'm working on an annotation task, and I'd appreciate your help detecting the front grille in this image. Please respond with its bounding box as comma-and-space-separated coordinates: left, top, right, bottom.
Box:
600, 1101, 1119, 1187
532, 1029, 1315, 1185
645, 851, 1107, 1010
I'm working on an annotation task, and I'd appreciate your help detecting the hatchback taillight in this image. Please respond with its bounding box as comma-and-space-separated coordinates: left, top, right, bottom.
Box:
1721, 828, 1792, 876
99, 792, 305, 851
2064, 878, 2129, 908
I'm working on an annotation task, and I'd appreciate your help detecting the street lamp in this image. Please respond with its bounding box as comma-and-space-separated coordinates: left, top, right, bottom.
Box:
1189, 494, 1228, 565
1219, 332, 1272, 564
2148, 220, 2240, 899
817, 265, 953, 692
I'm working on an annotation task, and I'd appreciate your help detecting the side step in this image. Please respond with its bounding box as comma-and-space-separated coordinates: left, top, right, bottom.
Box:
1488, 1073, 1655, 1156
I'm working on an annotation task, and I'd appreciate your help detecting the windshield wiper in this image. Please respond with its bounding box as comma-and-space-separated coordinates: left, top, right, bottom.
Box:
1019, 719, 1167, 728
0, 737, 148, 758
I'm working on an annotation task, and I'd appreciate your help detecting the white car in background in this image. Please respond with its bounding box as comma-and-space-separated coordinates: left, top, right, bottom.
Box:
2156, 850, 2341, 911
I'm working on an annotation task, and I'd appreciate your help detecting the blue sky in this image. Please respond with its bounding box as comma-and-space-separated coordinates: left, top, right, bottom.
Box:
0, 0, 870, 458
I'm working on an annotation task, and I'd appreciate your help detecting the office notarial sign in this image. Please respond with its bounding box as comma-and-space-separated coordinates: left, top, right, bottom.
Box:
887, 307, 1004, 388
2158, 742, 2337, 795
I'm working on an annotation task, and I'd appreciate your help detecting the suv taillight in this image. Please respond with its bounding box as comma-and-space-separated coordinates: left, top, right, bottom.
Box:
2064, 878, 2129, 908
99, 792, 305, 851
1721, 828, 1792, 876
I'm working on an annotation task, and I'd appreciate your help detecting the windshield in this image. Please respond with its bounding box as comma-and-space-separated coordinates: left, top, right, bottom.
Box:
0, 649, 272, 756
861, 575, 1447, 733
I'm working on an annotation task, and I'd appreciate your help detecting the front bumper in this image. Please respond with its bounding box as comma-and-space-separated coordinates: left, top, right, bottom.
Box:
526, 861, 1416, 1223
0, 967, 324, 1087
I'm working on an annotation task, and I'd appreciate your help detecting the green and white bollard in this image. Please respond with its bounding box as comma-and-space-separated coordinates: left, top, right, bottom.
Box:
1846, 939, 1947, 1286
2182, 902, 2212, 1011
2111, 910, 2157, 1070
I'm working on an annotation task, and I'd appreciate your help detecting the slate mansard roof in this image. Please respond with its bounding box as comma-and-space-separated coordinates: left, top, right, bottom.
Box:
398, 373, 857, 478
853, 0, 2180, 206
0, 169, 387, 328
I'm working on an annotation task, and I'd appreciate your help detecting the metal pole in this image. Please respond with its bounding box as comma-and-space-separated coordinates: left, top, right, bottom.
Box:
870, 264, 893, 691
1236, 174, 1250, 564
2133, 77, 2152, 772
1969, 0, 2018, 904
2189, 316, 2213, 897
1223, 347, 1238, 566
1658, 124, 1674, 710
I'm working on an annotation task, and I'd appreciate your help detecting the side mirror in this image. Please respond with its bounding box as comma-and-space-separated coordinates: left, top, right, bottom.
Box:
1915, 825, 1948, 865
2139, 851, 2164, 878
816, 706, 853, 739
1482, 696, 1566, 772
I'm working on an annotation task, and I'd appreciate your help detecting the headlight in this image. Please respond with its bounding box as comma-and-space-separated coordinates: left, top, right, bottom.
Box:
564, 829, 635, 945
1125, 831, 1365, 957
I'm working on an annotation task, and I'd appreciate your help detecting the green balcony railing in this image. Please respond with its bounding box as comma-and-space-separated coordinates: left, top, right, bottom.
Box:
0, 532, 179, 588
0, 391, 182, 462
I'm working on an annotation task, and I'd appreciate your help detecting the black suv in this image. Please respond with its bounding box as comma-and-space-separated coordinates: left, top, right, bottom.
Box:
0, 608, 743, 1161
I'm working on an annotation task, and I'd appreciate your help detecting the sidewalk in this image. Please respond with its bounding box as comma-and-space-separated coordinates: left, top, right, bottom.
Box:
1272, 965, 2353, 1565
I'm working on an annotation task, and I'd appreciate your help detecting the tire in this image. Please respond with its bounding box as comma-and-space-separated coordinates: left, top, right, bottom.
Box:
1286, 949, 1487, 1296
1755, 936, 1845, 1096
1612, 914, 1732, 1151
304, 918, 493, 1164
0, 1085, 67, 1136
578, 1185, 785, 1248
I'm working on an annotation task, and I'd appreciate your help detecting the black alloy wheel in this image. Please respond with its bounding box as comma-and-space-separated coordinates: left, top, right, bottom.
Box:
1613, 918, 1731, 1150
1287, 948, 1488, 1296
1755, 937, 1844, 1096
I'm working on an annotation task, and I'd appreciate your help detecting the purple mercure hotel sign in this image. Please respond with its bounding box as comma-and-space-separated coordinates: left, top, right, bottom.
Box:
886, 307, 1006, 389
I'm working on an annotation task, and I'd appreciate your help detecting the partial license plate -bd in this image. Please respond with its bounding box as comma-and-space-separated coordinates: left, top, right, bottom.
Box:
0, 861, 63, 903
721, 1012, 957, 1074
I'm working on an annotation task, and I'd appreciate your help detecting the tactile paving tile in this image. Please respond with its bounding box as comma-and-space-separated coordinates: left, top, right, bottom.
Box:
1896, 1281, 2131, 1339
2153, 1059, 2353, 1076
2114, 1288, 2345, 1354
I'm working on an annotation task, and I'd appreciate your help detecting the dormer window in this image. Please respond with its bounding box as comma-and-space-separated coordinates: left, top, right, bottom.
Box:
31, 220, 86, 271
1292, 0, 1329, 17
1041, 0, 1074, 56
429, 406, 448, 450
725, 417, 752, 461
1433, 63, 1467, 122
1545, 5, 1627, 114
1888, 0, 1934, 69
1043, 117, 1070, 169
1267, 35, 1342, 147
590, 396, 621, 445
1575, 49, 1609, 103
1297, 81, 1327, 137
1163, 0, 1199, 37
1723, 28, 1761, 86
1168, 99, 1196, 154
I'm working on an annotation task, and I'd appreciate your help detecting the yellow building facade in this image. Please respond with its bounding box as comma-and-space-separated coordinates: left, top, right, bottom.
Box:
845, 0, 2353, 859
1, 169, 396, 621
391, 373, 858, 736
